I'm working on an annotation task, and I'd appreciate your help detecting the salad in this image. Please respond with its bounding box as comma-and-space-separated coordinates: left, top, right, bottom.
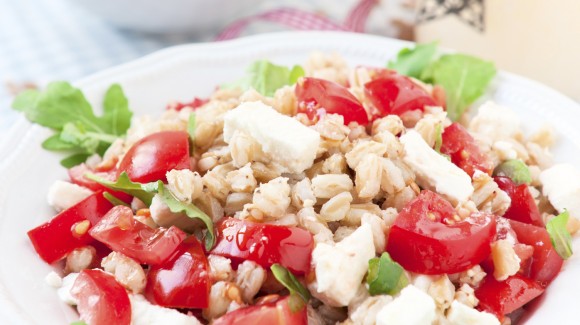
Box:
13, 42, 580, 325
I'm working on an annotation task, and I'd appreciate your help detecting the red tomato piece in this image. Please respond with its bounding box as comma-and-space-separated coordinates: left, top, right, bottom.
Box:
212, 296, 307, 325
118, 131, 190, 183
71, 269, 131, 325
364, 74, 437, 117
146, 236, 210, 309
508, 219, 563, 287
68, 164, 132, 203
89, 206, 187, 265
475, 274, 544, 320
386, 190, 496, 274
212, 218, 314, 275
168, 97, 209, 111
27, 192, 113, 264
495, 176, 544, 227
440, 123, 494, 177
295, 77, 369, 125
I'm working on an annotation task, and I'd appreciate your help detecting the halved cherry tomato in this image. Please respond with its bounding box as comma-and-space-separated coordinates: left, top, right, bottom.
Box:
146, 236, 210, 309
212, 218, 314, 275
68, 163, 132, 203
27, 192, 113, 264
212, 296, 307, 325
71, 269, 131, 325
295, 77, 369, 125
118, 131, 190, 183
441, 123, 494, 177
364, 74, 437, 117
89, 206, 186, 265
508, 219, 563, 287
495, 176, 544, 227
475, 274, 544, 320
386, 190, 496, 274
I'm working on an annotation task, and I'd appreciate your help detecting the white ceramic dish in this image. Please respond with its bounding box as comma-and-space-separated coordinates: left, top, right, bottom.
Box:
1, 32, 579, 324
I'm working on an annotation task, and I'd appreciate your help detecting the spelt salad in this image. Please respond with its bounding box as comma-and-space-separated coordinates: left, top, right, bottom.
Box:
14, 42, 580, 325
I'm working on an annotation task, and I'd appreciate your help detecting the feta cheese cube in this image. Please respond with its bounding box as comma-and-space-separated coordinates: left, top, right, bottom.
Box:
447, 300, 500, 325
376, 285, 436, 325
47, 180, 93, 212
311, 223, 375, 306
540, 163, 580, 219
223, 101, 320, 174
400, 130, 473, 204
44, 271, 62, 288
130, 294, 202, 325
57, 272, 79, 305
469, 101, 521, 142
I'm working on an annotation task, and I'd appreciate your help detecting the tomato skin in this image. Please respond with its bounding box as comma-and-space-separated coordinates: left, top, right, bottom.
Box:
212, 218, 314, 275
118, 131, 190, 183
441, 123, 494, 177
364, 74, 437, 117
508, 219, 563, 287
146, 236, 210, 309
212, 296, 307, 325
475, 274, 544, 320
295, 77, 369, 125
386, 190, 496, 274
71, 269, 131, 325
68, 163, 132, 203
89, 206, 187, 265
495, 176, 544, 227
27, 192, 113, 264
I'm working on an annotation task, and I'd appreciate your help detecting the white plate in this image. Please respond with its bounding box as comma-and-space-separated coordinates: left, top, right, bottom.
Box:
1, 31, 579, 324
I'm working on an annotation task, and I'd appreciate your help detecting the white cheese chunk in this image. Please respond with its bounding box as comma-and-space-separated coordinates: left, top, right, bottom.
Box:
47, 180, 93, 212
130, 294, 202, 325
400, 130, 473, 204
540, 163, 580, 219
57, 273, 79, 306
223, 101, 320, 173
44, 271, 63, 288
376, 285, 436, 325
469, 101, 521, 142
311, 223, 375, 306
447, 300, 500, 325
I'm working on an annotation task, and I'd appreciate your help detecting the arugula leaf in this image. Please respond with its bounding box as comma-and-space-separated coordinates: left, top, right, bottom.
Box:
156, 182, 215, 251
11, 89, 40, 112
103, 192, 130, 207
388, 42, 438, 79
547, 211, 573, 260
366, 252, 409, 296
86, 172, 157, 206
187, 112, 196, 154
225, 60, 305, 97
493, 159, 532, 185
429, 54, 496, 121
101, 84, 132, 136
271, 264, 310, 313
42, 133, 77, 151
434, 123, 443, 153
60, 153, 91, 168
70, 321, 87, 325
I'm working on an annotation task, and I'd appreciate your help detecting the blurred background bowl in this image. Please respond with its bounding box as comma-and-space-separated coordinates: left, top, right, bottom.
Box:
71, 0, 266, 35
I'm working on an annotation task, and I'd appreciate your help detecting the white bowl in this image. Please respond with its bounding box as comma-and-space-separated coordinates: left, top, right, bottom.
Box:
1, 32, 579, 324
70, 0, 265, 35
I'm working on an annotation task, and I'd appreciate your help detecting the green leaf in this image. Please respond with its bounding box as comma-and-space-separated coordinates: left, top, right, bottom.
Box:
86, 172, 157, 206
156, 182, 215, 251
60, 153, 90, 168
270, 264, 310, 312
225, 60, 305, 97
434, 123, 443, 153
493, 159, 532, 185
11, 89, 40, 112
41, 133, 77, 151
366, 252, 409, 296
187, 112, 196, 154
101, 84, 132, 136
103, 192, 130, 207
60, 122, 101, 154
70, 321, 87, 325
546, 211, 573, 260
429, 54, 496, 121
388, 42, 438, 79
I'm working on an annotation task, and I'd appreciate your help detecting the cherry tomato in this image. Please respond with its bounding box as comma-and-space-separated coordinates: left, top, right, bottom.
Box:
212, 296, 307, 325
68, 163, 132, 203
89, 206, 187, 265
118, 131, 190, 183
508, 219, 563, 287
71, 269, 131, 325
475, 274, 544, 320
295, 77, 369, 125
212, 218, 314, 275
146, 236, 210, 309
27, 192, 113, 264
364, 74, 437, 117
441, 123, 494, 177
495, 176, 544, 227
386, 190, 496, 274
